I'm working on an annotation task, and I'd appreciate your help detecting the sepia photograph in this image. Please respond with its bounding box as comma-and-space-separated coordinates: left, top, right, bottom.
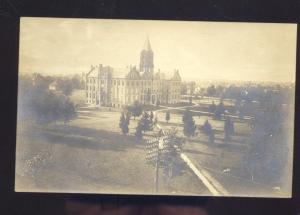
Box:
16, 17, 296, 197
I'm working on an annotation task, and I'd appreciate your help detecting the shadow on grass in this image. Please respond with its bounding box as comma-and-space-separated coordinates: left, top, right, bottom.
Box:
158, 121, 182, 127
187, 137, 249, 153
77, 112, 112, 118
38, 125, 143, 152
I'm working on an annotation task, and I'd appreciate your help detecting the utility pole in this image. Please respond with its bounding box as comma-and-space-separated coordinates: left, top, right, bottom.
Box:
154, 145, 160, 193
154, 138, 164, 193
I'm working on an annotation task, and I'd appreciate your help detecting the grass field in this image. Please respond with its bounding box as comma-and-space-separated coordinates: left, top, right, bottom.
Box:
15, 108, 211, 195
16, 96, 272, 196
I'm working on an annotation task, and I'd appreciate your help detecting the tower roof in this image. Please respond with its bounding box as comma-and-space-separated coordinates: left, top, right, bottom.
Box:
171, 70, 181, 81
142, 36, 152, 51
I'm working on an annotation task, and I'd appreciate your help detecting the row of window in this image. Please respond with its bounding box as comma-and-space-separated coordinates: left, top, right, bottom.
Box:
88, 78, 97, 84
87, 96, 180, 106
87, 92, 97, 99
112, 80, 156, 87
87, 86, 96, 91
86, 89, 180, 98
87, 79, 181, 89
88, 78, 165, 87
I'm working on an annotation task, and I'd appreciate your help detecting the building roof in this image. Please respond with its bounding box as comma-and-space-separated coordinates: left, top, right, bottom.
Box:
141, 71, 153, 79
86, 65, 99, 78
142, 36, 152, 51
154, 71, 165, 80
155, 69, 181, 81
171, 70, 182, 81
112, 67, 131, 78
86, 64, 181, 81
126, 67, 140, 79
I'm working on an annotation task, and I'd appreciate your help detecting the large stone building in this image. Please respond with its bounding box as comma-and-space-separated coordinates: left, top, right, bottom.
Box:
85, 37, 182, 108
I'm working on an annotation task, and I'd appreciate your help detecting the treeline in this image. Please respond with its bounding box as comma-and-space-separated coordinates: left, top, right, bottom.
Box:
18, 73, 78, 125
21, 73, 84, 95
191, 83, 294, 105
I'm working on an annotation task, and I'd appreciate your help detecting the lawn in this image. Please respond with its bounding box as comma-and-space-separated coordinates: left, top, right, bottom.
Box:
15, 108, 210, 195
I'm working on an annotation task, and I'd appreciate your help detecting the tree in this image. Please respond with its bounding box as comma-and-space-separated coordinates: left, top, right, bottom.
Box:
153, 116, 158, 126
32, 92, 76, 125
203, 120, 214, 143
57, 78, 74, 96
138, 111, 152, 132
33, 73, 54, 92
61, 97, 77, 126
165, 111, 170, 123
224, 117, 234, 143
150, 111, 154, 123
243, 94, 287, 185
119, 112, 130, 134
127, 101, 143, 120
208, 101, 216, 113
71, 74, 84, 89
18, 73, 78, 126
215, 85, 225, 97
160, 129, 185, 180
182, 108, 192, 123
214, 101, 225, 120
125, 111, 131, 122
206, 85, 216, 97
203, 120, 212, 135
182, 109, 196, 137
135, 125, 143, 140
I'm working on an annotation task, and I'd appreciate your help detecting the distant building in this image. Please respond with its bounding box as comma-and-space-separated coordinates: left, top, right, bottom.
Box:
181, 81, 196, 95
48, 81, 58, 91
186, 81, 196, 95
85, 37, 182, 108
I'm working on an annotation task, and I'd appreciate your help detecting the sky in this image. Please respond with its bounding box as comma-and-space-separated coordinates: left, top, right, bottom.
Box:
19, 17, 297, 82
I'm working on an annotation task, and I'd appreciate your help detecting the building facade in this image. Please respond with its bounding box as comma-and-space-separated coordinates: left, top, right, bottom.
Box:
85, 38, 181, 108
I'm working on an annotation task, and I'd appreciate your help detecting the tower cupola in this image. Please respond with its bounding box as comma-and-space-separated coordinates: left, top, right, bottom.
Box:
139, 36, 154, 74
